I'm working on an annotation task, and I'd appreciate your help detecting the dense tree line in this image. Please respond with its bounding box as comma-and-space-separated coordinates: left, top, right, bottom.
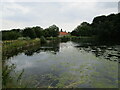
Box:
71, 13, 120, 42
2, 25, 59, 40
71, 22, 93, 36
2, 29, 22, 40
2, 13, 120, 42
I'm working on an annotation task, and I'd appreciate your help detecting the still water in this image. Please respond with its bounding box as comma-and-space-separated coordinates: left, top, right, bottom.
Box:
7, 41, 119, 88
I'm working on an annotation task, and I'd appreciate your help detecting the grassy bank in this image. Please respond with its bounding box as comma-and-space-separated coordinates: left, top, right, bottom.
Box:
2, 38, 40, 60
2, 38, 41, 88
46, 36, 96, 43
71, 36, 96, 43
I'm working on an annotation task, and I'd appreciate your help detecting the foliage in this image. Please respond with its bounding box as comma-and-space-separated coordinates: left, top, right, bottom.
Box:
43, 25, 59, 37
2, 64, 26, 88
22, 27, 36, 39
32, 26, 43, 38
60, 36, 71, 42
2, 30, 21, 40
17, 37, 30, 40
2, 25, 59, 40
2, 39, 40, 60
71, 22, 93, 36
40, 36, 47, 44
71, 13, 120, 43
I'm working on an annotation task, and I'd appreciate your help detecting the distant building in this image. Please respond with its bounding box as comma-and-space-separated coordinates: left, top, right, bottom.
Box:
59, 32, 69, 37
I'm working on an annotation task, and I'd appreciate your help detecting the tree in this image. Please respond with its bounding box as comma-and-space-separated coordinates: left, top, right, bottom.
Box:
32, 26, 43, 38
60, 29, 63, 32
71, 22, 93, 36
71, 13, 120, 43
43, 25, 59, 37
2, 31, 21, 40
22, 27, 36, 39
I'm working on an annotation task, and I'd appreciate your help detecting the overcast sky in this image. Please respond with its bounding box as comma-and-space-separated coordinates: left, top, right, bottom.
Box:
0, 1, 119, 32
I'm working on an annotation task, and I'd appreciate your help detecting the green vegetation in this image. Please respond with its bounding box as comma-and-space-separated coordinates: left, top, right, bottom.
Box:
2, 29, 21, 40
2, 64, 24, 88
2, 63, 33, 88
71, 22, 93, 36
41, 36, 47, 43
43, 25, 59, 37
2, 13, 120, 44
60, 36, 71, 42
2, 39, 40, 60
2, 39, 41, 88
2, 24, 59, 40
1, 13, 120, 88
71, 13, 120, 43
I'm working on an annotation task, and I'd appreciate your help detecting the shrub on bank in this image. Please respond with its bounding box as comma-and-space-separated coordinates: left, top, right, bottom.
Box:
17, 37, 30, 40
41, 36, 47, 44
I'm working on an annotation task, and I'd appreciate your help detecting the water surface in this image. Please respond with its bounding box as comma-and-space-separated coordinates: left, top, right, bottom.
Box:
7, 41, 119, 88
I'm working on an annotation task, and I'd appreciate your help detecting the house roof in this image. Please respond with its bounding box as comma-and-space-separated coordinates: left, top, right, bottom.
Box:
59, 32, 69, 35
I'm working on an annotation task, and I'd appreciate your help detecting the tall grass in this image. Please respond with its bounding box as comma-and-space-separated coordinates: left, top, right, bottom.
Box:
2, 64, 27, 88
2, 39, 41, 88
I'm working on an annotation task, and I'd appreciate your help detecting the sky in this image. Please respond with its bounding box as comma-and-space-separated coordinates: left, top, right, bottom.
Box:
0, 0, 119, 32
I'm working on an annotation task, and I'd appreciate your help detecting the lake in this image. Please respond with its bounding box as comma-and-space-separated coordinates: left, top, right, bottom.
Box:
5, 40, 119, 88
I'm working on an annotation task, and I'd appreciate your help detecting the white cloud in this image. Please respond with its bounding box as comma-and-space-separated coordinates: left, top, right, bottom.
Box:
1, 2, 118, 31
2, 20, 27, 30
2, 2, 30, 17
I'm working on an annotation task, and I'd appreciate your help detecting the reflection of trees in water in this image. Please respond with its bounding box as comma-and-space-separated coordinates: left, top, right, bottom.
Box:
2, 45, 37, 61
74, 42, 120, 63
3, 41, 60, 59
24, 41, 60, 56
3, 49, 19, 61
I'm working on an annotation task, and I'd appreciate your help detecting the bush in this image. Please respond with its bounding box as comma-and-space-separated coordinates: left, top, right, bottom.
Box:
17, 37, 30, 40
41, 36, 47, 43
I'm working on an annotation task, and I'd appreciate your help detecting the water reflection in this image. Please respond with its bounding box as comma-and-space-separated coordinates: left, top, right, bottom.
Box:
74, 41, 120, 63
5, 39, 120, 64
24, 41, 60, 56
5, 41, 119, 88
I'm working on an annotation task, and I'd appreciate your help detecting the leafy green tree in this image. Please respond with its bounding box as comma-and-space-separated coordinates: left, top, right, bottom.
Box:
2, 31, 21, 40
43, 25, 59, 37
32, 26, 43, 38
22, 27, 36, 39
71, 13, 120, 43
91, 13, 120, 42
71, 22, 92, 36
